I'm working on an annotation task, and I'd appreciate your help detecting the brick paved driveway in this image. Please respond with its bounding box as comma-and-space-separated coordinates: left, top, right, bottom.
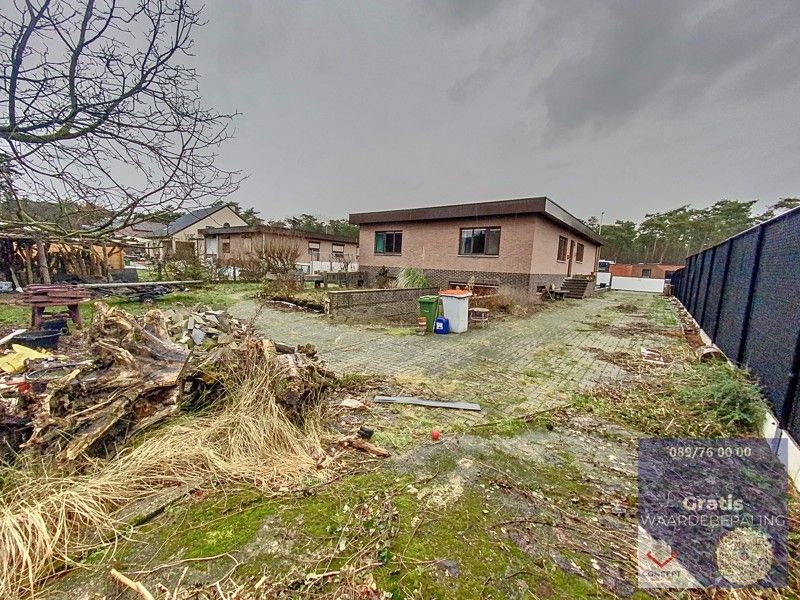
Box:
232, 291, 678, 417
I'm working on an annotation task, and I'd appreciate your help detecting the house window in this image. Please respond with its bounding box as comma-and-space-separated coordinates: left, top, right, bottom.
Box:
642, 268, 652, 278
221, 237, 231, 254
575, 242, 584, 263
308, 241, 321, 252
375, 231, 402, 254
332, 243, 345, 256
557, 236, 568, 262
459, 227, 500, 256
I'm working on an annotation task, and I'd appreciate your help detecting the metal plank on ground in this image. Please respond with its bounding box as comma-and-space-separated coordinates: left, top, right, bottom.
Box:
373, 395, 481, 412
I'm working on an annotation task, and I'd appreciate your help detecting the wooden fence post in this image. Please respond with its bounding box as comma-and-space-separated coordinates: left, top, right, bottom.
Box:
102, 243, 112, 282
22, 242, 34, 285
35, 238, 51, 284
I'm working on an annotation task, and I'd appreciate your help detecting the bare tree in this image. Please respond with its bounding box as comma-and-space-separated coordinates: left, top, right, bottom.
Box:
0, 0, 241, 239
254, 239, 301, 275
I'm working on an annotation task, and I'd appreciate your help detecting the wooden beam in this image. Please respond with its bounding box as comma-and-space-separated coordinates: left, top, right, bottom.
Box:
374, 395, 481, 412
35, 238, 51, 284
22, 242, 34, 285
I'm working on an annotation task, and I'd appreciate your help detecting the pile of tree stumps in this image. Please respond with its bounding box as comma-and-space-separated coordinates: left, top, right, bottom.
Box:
0, 302, 335, 464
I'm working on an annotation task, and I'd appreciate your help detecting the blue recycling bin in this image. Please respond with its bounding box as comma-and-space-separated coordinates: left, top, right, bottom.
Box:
434, 316, 450, 335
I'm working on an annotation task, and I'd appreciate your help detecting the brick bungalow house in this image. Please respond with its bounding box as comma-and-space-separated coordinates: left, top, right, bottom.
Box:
349, 197, 603, 293
202, 224, 359, 273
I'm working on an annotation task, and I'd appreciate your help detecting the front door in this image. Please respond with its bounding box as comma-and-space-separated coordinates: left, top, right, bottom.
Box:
567, 240, 575, 276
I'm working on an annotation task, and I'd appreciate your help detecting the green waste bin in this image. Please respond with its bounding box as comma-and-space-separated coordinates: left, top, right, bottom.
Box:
418, 295, 440, 332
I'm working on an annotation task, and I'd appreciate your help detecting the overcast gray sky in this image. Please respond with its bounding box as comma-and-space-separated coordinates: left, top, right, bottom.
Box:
191, 0, 800, 223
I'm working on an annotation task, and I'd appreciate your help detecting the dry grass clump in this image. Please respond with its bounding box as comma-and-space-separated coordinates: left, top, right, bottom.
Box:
0, 357, 325, 599
471, 285, 543, 317
577, 361, 767, 438
395, 266, 430, 289
613, 303, 641, 314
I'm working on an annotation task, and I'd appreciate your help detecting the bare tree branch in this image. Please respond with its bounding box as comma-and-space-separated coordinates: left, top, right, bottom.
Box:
0, 0, 242, 239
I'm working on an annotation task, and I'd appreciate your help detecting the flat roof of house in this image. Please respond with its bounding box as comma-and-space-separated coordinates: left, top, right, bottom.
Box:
202, 224, 358, 245
349, 197, 604, 245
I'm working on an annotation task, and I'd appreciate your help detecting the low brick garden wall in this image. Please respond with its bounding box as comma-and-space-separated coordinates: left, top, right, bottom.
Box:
325, 287, 438, 322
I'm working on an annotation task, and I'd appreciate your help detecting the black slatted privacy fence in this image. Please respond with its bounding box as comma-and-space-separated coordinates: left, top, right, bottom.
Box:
671, 207, 800, 443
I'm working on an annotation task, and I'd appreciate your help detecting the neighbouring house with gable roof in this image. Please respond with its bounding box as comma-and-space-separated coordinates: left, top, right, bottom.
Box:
149, 204, 248, 258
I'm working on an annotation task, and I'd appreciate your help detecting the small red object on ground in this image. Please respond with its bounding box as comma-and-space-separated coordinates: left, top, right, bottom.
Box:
431, 430, 441, 441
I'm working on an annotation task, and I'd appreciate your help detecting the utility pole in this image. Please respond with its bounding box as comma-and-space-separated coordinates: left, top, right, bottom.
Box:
594, 212, 606, 284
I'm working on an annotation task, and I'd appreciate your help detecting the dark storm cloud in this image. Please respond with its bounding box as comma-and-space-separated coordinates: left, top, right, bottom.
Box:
448, 66, 497, 104
444, 1, 597, 110
449, 1, 800, 136
180, 0, 800, 222
537, 0, 800, 135
420, 0, 518, 29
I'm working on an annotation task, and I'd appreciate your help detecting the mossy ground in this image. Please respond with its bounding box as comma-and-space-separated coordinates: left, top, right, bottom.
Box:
36, 294, 797, 599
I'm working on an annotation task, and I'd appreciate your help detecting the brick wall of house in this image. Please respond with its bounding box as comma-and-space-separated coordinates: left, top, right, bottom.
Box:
298, 238, 359, 263
528, 273, 570, 291
326, 287, 438, 322
360, 265, 570, 293
358, 215, 537, 274
213, 231, 358, 263
357, 214, 599, 293
529, 216, 599, 277
609, 263, 683, 278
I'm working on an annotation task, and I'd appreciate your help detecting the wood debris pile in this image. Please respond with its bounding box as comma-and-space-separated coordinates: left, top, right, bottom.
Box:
19, 283, 92, 306
0, 302, 334, 464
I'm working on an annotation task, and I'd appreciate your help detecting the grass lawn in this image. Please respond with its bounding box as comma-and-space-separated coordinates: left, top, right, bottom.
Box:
0, 282, 262, 330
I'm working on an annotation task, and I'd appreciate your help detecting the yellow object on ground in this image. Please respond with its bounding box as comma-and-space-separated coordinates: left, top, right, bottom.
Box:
0, 344, 50, 374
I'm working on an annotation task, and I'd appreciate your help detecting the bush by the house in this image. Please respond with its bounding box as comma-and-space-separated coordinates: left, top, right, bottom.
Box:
395, 266, 430, 289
